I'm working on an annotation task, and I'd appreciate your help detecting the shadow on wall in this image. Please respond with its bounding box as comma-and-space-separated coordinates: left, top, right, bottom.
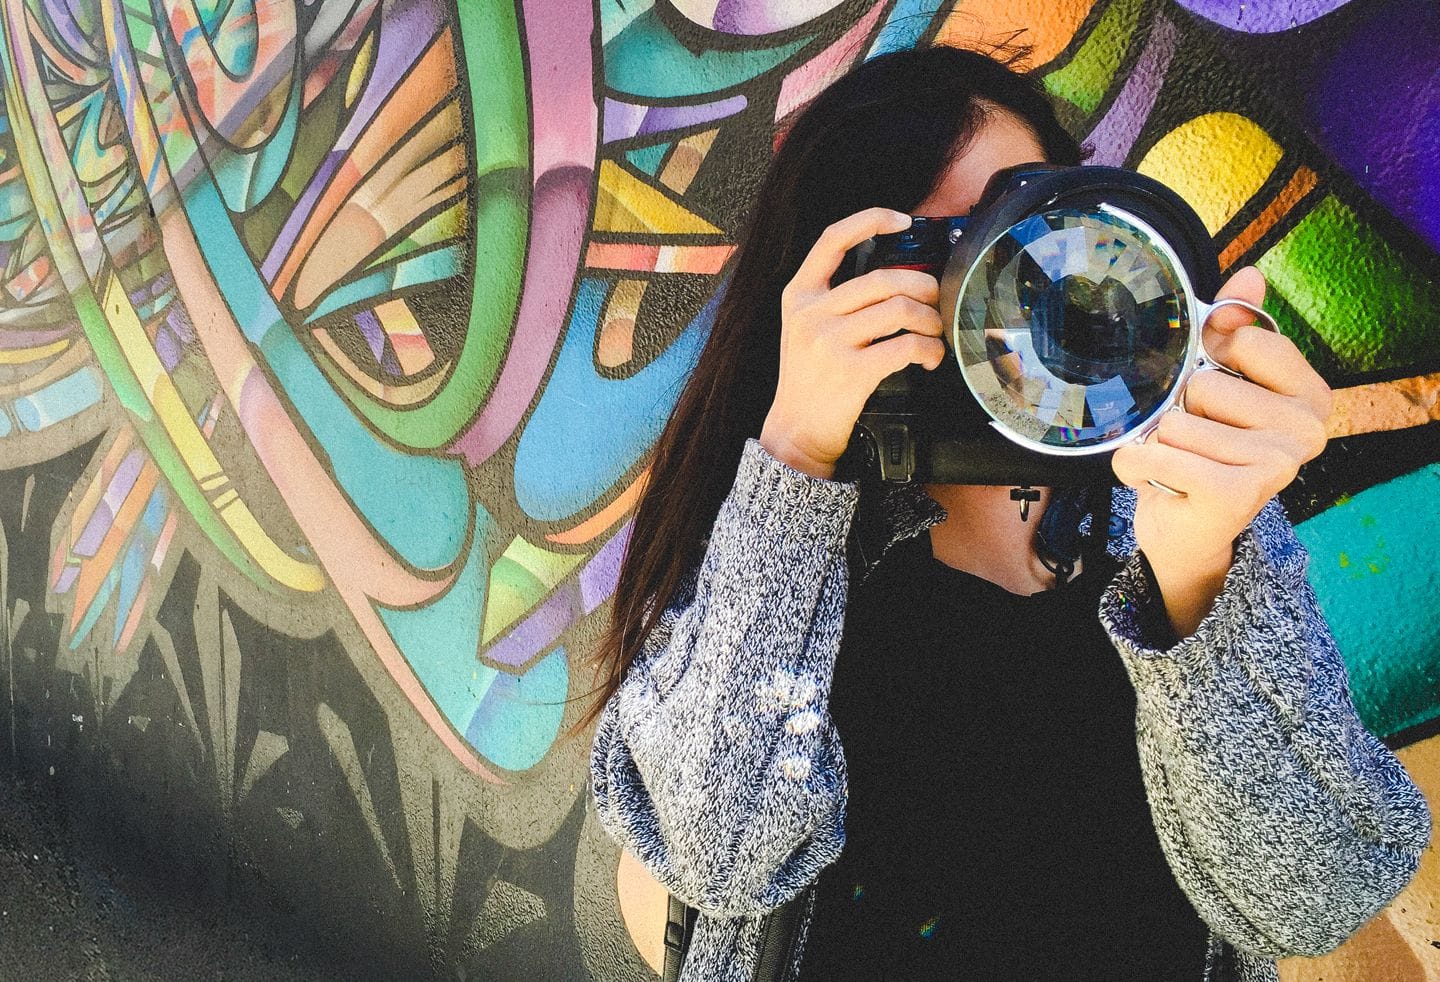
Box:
0, 0, 1437, 978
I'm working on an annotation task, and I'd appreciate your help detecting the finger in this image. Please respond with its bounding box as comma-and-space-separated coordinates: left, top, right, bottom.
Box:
1200, 321, 1328, 409
1183, 369, 1325, 439
790, 208, 912, 297
1152, 409, 1299, 468
1203, 266, 1267, 334
832, 295, 944, 346
1111, 439, 1235, 496
856, 330, 945, 383
821, 267, 940, 316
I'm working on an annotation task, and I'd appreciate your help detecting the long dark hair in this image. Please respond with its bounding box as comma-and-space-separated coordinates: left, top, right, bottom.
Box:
576, 44, 1085, 732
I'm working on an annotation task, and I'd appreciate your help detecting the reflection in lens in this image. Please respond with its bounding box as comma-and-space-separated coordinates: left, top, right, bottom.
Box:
954, 206, 1191, 449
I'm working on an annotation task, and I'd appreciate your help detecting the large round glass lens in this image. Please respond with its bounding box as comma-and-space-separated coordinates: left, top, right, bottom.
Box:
952, 206, 1192, 450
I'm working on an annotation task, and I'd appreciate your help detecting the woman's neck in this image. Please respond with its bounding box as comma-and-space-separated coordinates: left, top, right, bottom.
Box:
921, 484, 1075, 595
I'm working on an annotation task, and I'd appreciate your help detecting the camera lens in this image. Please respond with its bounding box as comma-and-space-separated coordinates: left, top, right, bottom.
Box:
952, 206, 1191, 450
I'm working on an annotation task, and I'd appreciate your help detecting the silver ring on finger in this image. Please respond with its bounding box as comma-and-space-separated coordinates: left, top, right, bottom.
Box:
1147, 478, 1188, 498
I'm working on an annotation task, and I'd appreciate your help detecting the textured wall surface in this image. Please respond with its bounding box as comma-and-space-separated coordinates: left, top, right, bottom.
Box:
0, 0, 1435, 977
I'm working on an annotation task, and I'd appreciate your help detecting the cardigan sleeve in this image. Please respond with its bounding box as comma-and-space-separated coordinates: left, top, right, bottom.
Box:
1098, 493, 1433, 958
590, 437, 859, 918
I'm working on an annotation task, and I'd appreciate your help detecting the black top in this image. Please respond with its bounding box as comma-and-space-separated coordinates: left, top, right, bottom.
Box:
799, 531, 1211, 981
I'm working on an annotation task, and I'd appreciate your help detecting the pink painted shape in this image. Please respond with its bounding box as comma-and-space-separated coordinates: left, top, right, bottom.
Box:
775, 1, 887, 122
449, 0, 597, 467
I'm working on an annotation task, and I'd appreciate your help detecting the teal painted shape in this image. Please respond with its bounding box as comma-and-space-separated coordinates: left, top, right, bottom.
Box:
605, 8, 810, 98
465, 647, 569, 771
1296, 463, 1440, 740
177, 169, 467, 571
625, 142, 672, 176
376, 505, 499, 735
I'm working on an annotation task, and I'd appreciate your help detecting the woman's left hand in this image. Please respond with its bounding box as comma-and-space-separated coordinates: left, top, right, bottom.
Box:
1110, 266, 1334, 639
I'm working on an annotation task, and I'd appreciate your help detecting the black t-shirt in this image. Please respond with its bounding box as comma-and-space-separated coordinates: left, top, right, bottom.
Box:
798, 531, 1211, 981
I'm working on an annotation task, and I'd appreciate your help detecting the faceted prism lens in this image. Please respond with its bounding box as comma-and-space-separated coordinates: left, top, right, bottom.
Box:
953, 206, 1192, 449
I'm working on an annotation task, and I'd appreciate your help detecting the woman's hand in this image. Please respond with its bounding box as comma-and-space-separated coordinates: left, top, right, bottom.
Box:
1110, 266, 1334, 638
760, 208, 947, 480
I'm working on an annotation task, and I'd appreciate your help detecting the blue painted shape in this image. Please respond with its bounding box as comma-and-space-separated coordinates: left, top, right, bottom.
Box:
1295, 463, 1440, 739
868, 0, 944, 57
15, 366, 101, 431
514, 277, 713, 521
466, 647, 568, 771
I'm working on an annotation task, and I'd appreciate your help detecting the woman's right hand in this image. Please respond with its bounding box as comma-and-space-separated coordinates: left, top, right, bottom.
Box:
760, 207, 947, 480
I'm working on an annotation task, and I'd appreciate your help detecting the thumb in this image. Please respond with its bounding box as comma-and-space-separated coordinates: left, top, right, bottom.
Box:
1204, 265, 1268, 334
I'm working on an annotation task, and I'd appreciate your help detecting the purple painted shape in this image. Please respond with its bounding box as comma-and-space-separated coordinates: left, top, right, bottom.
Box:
74, 450, 146, 557
580, 521, 630, 614
484, 582, 580, 669
706, 0, 846, 34
260, 0, 445, 279
603, 94, 748, 142
52, 0, 99, 62
165, 304, 196, 345
0, 327, 78, 348
1085, 16, 1178, 166
449, 0, 597, 467
1302, 0, 1440, 254
54, 564, 79, 594
1173, 0, 1355, 33
602, 97, 649, 144
354, 309, 385, 361
154, 322, 182, 370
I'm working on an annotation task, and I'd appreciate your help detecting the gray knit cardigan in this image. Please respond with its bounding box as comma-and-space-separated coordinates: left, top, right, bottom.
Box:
590, 437, 1431, 982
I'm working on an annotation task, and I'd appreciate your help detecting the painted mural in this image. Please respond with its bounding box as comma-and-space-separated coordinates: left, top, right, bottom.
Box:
0, 0, 1435, 977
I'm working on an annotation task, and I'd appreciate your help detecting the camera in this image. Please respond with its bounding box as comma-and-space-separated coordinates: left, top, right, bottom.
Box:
832, 164, 1228, 487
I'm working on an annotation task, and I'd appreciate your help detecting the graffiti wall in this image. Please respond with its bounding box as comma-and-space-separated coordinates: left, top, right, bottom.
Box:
0, 0, 1435, 977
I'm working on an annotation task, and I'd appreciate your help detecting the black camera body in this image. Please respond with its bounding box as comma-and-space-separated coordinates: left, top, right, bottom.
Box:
832, 163, 1222, 487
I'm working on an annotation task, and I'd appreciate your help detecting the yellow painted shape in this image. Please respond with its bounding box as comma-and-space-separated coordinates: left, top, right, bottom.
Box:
374, 298, 434, 375
346, 29, 375, 108
1137, 113, 1283, 235
594, 159, 720, 234
481, 534, 583, 644
936, 0, 1098, 69
0, 337, 68, 363
99, 274, 325, 592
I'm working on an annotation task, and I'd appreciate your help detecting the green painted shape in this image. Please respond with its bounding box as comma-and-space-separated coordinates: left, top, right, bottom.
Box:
482, 558, 546, 645
317, 0, 531, 449
481, 536, 584, 643
365, 199, 466, 271
0, 6, 275, 593
625, 142, 671, 176
1256, 195, 1440, 374
1262, 288, 1344, 381
1295, 464, 1440, 740
604, 8, 809, 99
1042, 0, 1145, 114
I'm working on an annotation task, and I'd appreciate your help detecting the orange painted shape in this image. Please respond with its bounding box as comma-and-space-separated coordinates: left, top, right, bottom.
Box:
545, 467, 649, 546
270, 28, 456, 296
1328, 372, 1440, 438
1219, 166, 1319, 271
934, 0, 1098, 69
616, 847, 668, 975
374, 298, 434, 375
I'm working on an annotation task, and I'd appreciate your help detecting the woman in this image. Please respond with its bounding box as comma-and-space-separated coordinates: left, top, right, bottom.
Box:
586, 44, 1430, 982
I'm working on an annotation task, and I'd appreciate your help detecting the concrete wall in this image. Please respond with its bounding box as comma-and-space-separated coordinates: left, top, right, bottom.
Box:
0, 0, 1436, 977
